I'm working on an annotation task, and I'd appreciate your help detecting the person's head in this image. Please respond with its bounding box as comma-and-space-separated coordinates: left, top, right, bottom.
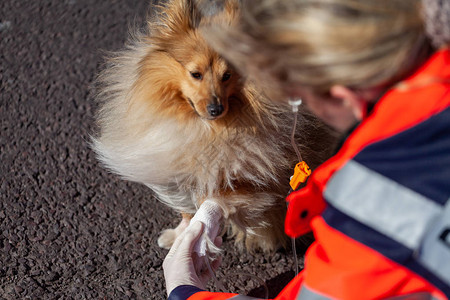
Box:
202, 0, 433, 132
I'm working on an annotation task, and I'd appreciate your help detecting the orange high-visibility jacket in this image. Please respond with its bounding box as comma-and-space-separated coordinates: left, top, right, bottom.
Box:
168, 49, 450, 300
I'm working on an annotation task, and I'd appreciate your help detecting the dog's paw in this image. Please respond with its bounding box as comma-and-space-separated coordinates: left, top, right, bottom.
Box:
157, 229, 177, 249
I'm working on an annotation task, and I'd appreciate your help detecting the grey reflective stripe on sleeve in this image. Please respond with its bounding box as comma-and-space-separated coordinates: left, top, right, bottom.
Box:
418, 199, 450, 286
296, 284, 331, 300
228, 295, 261, 300
324, 160, 441, 250
324, 160, 450, 286
386, 292, 442, 300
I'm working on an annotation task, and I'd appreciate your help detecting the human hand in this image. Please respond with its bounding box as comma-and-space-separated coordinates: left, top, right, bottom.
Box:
163, 221, 222, 296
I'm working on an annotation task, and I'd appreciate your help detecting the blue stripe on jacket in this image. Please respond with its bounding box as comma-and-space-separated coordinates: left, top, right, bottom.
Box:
322, 107, 450, 296
353, 107, 450, 206
168, 285, 204, 300
323, 204, 450, 297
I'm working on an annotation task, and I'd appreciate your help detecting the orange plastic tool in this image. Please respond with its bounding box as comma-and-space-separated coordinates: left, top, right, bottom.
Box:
289, 161, 311, 190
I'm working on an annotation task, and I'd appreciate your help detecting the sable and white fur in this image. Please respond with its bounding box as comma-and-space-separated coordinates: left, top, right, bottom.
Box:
92, 0, 336, 252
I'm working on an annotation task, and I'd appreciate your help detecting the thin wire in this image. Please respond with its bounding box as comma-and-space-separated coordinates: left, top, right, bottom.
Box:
291, 237, 299, 276
289, 100, 302, 277
291, 109, 303, 163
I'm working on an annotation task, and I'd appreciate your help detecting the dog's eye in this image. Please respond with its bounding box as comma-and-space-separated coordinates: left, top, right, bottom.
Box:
222, 72, 231, 82
191, 72, 203, 80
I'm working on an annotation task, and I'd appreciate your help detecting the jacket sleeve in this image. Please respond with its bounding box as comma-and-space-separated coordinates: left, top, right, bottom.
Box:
291, 216, 449, 299
167, 272, 307, 300
168, 285, 205, 300
168, 285, 241, 300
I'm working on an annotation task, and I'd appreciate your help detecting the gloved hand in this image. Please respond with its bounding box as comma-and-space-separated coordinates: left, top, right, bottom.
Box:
163, 221, 223, 296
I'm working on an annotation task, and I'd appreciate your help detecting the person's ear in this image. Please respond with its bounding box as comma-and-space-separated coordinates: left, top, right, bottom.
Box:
330, 85, 365, 121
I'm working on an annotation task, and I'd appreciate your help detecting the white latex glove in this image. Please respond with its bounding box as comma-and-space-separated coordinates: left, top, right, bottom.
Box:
163, 221, 222, 296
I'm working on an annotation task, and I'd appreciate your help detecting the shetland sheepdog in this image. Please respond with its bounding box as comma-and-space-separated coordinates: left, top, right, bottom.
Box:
92, 0, 336, 252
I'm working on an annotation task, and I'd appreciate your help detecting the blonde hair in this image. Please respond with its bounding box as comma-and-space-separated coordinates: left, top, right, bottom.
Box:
203, 0, 432, 98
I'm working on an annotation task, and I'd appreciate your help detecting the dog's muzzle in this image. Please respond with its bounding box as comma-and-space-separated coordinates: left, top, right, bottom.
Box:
207, 103, 224, 117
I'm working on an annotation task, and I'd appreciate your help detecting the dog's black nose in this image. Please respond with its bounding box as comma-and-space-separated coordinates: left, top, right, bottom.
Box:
207, 104, 224, 117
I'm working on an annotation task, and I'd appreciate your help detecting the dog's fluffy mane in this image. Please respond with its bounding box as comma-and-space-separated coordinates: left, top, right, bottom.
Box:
92, 0, 335, 250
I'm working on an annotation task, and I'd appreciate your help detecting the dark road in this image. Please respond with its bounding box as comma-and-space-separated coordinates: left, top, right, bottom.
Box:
0, 1, 301, 299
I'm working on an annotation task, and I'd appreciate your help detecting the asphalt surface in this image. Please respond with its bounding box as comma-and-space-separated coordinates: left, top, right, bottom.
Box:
0, 1, 306, 299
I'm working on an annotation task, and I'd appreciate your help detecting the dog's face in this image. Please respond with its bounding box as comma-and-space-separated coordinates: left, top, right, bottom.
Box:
146, 0, 241, 121
175, 40, 236, 120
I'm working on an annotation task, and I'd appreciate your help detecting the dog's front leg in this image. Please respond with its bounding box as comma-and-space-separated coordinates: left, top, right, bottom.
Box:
157, 212, 193, 249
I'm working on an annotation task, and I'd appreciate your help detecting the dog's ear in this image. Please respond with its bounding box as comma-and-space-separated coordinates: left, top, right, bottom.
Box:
148, 0, 202, 36
196, 0, 240, 28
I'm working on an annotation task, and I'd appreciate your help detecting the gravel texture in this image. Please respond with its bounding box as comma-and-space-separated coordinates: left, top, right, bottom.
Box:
0, 1, 307, 299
